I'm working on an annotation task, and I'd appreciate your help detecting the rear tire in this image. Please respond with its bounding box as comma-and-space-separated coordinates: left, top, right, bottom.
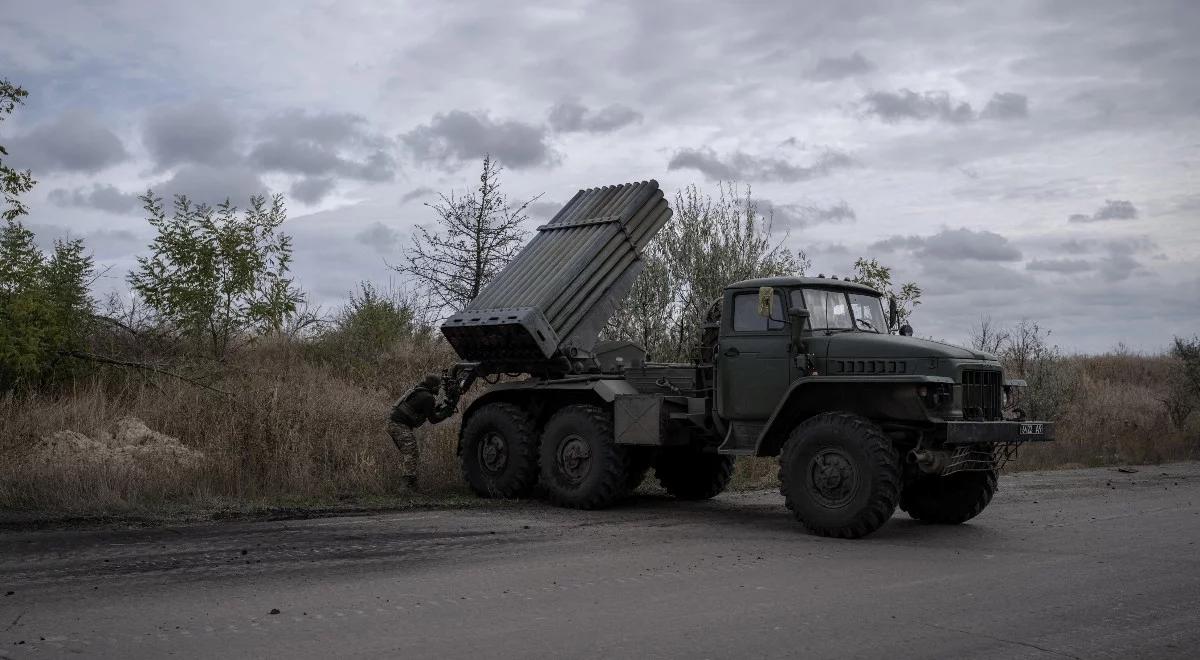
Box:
778, 412, 899, 539
459, 402, 539, 498
900, 469, 998, 524
539, 404, 629, 510
654, 450, 735, 500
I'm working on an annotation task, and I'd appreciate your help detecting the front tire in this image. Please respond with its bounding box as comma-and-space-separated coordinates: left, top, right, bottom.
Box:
778, 412, 900, 539
654, 450, 735, 500
900, 469, 998, 524
459, 402, 539, 498
539, 404, 629, 510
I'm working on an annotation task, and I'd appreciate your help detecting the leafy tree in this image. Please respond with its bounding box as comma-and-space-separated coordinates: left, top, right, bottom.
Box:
1, 79, 36, 221
0, 222, 95, 389
399, 155, 536, 314
607, 183, 803, 360
849, 257, 921, 326
128, 192, 304, 358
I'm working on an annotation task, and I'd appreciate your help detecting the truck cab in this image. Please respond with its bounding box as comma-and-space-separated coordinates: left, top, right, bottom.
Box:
713, 276, 1047, 458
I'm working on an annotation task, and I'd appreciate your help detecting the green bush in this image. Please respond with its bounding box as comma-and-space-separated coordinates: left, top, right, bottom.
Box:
0, 220, 95, 390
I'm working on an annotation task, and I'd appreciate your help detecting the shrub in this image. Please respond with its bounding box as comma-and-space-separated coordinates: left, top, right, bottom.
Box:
0, 220, 95, 390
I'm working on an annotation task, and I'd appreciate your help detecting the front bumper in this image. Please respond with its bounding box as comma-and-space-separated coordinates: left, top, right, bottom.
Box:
941, 420, 1054, 445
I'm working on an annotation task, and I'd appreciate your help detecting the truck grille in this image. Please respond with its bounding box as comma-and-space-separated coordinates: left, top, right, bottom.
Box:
962, 369, 1002, 420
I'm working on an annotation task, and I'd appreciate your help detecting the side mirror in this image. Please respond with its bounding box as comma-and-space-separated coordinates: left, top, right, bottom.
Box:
899, 324, 914, 337
757, 286, 775, 317
788, 308, 810, 352
888, 296, 899, 329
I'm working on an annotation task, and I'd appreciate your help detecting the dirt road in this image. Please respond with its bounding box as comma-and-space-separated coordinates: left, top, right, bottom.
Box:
2, 464, 1198, 658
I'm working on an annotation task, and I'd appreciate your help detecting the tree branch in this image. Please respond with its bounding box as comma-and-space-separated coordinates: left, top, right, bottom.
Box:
59, 350, 232, 397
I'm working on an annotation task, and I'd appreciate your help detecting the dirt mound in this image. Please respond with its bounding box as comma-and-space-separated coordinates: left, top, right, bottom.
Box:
30, 418, 206, 471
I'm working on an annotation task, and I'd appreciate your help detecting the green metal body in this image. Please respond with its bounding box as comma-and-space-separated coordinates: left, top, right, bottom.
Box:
462, 275, 1053, 456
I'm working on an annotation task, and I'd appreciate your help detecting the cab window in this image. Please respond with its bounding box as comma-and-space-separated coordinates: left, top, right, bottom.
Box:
848, 293, 887, 333
732, 292, 785, 332
793, 289, 852, 330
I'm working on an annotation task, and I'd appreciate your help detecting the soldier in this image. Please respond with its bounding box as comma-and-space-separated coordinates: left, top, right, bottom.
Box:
388, 374, 455, 491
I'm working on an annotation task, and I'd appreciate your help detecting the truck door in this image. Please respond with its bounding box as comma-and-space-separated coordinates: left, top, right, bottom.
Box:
716, 289, 791, 421
788, 288, 851, 379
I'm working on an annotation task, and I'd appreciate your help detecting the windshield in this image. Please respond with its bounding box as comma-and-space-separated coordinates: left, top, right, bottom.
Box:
791, 289, 852, 330
848, 293, 886, 333
790, 289, 887, 333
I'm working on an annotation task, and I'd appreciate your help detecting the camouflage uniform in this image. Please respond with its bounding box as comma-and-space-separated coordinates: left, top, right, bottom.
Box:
389, 375, 455, 491
387, 420, 420, 487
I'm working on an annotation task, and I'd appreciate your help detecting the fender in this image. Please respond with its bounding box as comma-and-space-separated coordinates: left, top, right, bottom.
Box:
461, 375, 640, 421
751, 375, 955, 457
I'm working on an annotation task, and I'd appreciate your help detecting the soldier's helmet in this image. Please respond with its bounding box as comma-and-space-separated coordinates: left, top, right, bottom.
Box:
420, 374, 442, 390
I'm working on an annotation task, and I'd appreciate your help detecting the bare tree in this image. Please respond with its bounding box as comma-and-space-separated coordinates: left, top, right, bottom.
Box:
969, 314, 1009, 355
398, 156, 538, 314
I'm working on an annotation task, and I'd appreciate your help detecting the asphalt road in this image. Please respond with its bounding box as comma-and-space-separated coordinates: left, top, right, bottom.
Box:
2, 464, 1198, 659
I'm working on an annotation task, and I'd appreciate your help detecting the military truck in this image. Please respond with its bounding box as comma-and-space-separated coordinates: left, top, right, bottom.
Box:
431, 180, 1053, 539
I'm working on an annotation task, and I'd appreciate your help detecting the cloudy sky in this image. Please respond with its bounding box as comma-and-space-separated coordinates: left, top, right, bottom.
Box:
3, 0, 1197, 352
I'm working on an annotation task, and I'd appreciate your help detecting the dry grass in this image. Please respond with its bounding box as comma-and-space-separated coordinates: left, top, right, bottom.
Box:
1, 346, 1196, 516
1011, 354, 1196, 470
0, 337, 463, 516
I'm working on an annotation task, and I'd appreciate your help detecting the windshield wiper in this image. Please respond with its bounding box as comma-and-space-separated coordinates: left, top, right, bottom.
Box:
855, 318, 878, 332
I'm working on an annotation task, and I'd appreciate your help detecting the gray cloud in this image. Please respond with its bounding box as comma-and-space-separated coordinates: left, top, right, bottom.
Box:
143, 102, 238, 169
402, 111, 557, 170
1099, 250, 1139, 282
8, 111, 128, 173
548, 99, 642, 133
527, 200, 563, 221
85, 229, 143, 259
862, 89, 1029, 123
1026, 258, 1094, 273
1095, 238, 1157, 282
806, 52, 875, 81
290, 177, 336, 204
353, 222, 400, 253
764, 200, 856, 229
1060, 238, 1098, 254
149, 165, 269, 208
259, 110, 369, 145
250, 110, 396, 190
980, 92, 1030, 120
667, 147, 854, 182
1068, 199, 1139, 223
48, 184, 141, 214
871, 228, 1022, 261
400, 186, 436, 204
25, 223, 143, 260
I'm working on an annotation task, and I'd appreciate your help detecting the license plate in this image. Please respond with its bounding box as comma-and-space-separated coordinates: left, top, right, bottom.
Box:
1020, 423, 1044, 435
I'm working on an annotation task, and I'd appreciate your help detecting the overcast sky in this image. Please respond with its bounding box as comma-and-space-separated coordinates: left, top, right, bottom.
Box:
3, 0, 1197, 352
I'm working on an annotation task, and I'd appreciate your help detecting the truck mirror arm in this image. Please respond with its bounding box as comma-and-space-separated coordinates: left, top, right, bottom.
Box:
787, 308, 811, 354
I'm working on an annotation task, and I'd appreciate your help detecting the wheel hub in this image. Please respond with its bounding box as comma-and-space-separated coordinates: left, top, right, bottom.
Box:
479, 432, 509, 474
808, 448, 858, 508
556, 434, 592, 483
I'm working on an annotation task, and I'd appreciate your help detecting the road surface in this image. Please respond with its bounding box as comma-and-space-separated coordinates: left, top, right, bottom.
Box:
2, 464, 1199, 659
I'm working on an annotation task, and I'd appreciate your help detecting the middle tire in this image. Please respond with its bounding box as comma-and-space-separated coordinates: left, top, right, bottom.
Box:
654, 449, 735, 500
539, 404, 630, 510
